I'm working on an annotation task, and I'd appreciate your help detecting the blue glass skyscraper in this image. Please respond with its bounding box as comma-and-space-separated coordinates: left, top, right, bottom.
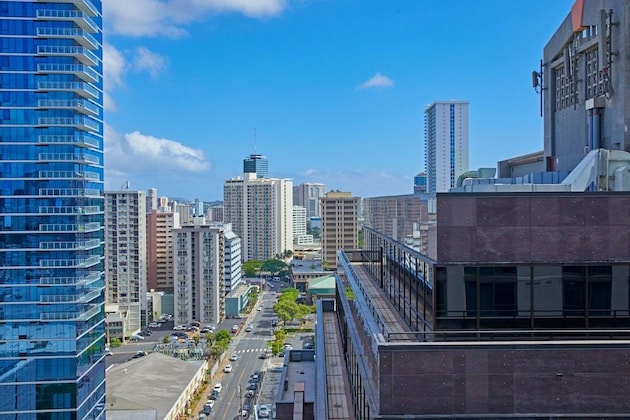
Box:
0, 1, 105, 418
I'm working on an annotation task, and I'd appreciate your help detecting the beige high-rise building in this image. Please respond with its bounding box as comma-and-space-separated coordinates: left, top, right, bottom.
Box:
224, 173, 293, 261
105, 190, 147, 335
293, 182, 326, 218
173, 224, 225, 327
146, 209, 181, 293
321, 191, 358, 268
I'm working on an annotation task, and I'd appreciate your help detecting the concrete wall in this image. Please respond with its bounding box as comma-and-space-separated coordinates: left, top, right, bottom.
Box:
378, 343, 630, 417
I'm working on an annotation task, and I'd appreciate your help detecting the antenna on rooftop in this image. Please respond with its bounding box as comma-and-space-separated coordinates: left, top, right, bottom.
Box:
121, 180, 130, 190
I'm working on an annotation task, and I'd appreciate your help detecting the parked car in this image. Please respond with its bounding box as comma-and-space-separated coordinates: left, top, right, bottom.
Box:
304, 342, 313, 349
245, 324, 253, 332
231, 325, 239, 333
213, 383, 223, 393
223, 364, 233, 373
203, 404, 212, 415
209, 390, 219, 400
105, 347, 113, 356
173, 325, 186, 331
230, 353, 238, 361
205, 400, 215, 409
251, 372, 259, 380
148, 322, 161, 328
138, 329, 152, 336
246, 383, 257, 391
283, 343, 292, 350
258, 405, 270, 418
130, 334, 144, 341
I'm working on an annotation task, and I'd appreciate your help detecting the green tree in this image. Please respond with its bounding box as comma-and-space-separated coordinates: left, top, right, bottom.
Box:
193, 335, 200, 345
278, 287, 299, 302
162, 335, 171, 344
109, 337, 122, 348
209, 345, 223, 360
297, 304, 312, 323
261, 258, 288, 276
214, 329, 231, 344
270, 340, 283, 355
274, 299, 299, 328
243, 260, 263, 277
274, 329, 287, 341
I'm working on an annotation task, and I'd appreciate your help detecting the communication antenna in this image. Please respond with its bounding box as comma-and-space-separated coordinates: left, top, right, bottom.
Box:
532, 59, 544, 117
121, 180, 130, 190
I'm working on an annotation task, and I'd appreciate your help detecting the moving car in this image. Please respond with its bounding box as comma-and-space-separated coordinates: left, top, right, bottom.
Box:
245, 324, 253, 332
258, 352, 267, 359
213, 383, 223, 393
230, 353, 238, 361
223, 364, 232, 373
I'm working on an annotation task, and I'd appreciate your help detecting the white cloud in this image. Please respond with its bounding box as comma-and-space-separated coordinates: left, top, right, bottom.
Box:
103, 43, 127, 111
133, 47, 168, 78
104, 0, 287, 37
104, 124, 211, 179
358, 72, 394, 90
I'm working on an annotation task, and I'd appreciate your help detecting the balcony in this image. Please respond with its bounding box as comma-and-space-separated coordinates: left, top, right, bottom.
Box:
39, 272, 101, 286
38, 116, 99, 132
37, 0, 99, 17
38, 81, 98, 100
39, 187, 102, 197
38, 99, 99, 116
39, 206, 101, 215
39, 239, 101, 250
39, 255, 100, 268
38, 134, 99, 149
36, 9, 99, 33
39, 222, 101, 232
38, 153, 100, 165
37, 63, 99, 83
37, 45, 98, 66
38, 170, 100, 181
36, 27, 98, 50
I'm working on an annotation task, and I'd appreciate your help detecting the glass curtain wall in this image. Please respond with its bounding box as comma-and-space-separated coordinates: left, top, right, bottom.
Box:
0, 1, 105, 418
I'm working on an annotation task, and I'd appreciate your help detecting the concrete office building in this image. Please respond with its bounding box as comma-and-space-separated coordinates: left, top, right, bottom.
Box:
223, 223, 243, 294
541, 0, 630, 173
0, 1, 106, 416
424, 100, 469, 193
224, 173, 293, 261
105, 190, 147, 335
243, 153, 269, 178
363, 194, 424, 242
320, 191, 358, 269
173, 224, 225, 327
294, 182, 326, 218
146, 209, 181, 293
207, 205, 224, 223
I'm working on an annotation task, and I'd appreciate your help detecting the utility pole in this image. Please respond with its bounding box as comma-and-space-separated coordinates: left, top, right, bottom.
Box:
238, 384, 243, 418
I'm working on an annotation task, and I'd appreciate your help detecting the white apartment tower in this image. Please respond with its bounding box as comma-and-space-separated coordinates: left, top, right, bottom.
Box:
293, 182, 326, 218
293, 206, 307, 239
224, 173, 293, 261
105, 190, 147, 335
223, 223, 243, 293
424, 100, 469, 193
173, 224, 225, 326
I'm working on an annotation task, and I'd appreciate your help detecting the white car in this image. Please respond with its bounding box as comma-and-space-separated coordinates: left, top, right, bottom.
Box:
223, 364, 233, 373
258, 405, 270, 418
205, 400, 215, 409
213, 383, 223, 393
130, 334, 144, 341
173, 325, 186, 331
148, 322, 161, 328
230, 353, 238, 361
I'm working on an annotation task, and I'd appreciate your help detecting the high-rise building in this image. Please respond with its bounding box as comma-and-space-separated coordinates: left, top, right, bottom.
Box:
105, 191, 147, 334
224, 173, 293, 261
0, 1, 106, 417
147, 187, 158, 212
320, 191, 358, 268
207, 205, 224, 223
173, 224, 225, 327
223, 223, 243, 294
293, 206, 307, 240
413, 172, 427, 194
293, 182, 326, 218
243, 153, 269, 178
146, 209, 181, 293
424, 100, 469, 192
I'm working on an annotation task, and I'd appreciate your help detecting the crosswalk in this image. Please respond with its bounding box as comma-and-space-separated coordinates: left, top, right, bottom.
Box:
233, 348, 269, 354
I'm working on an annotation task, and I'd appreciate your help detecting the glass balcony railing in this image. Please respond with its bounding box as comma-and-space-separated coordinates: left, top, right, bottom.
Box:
37, 0, 100, 17
39, 222, 102, 232
38, 134, 100, 149
39, 206, 102, 215
38, 64, 99, 83
38, 99, 99, 116
38, 117, 100, 132
36, 27, 98, 50
36, 9, 99, 33
39, 239, 101, 250
37, 45, 98, 66
38, 153, 101, 165
39, 272, 102, 286
38, 81, 99, 100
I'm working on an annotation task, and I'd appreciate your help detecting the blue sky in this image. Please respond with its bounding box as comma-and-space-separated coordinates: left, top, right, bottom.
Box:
103, 0, 575, 201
